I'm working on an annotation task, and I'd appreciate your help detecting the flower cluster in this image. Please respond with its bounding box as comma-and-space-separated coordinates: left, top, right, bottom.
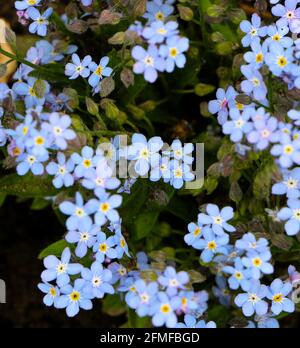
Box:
65, 54, 113, 94
208, 4, 300, 239
128, 0, 189, 82
15, 0, 53, 37
185, 204, 296, 328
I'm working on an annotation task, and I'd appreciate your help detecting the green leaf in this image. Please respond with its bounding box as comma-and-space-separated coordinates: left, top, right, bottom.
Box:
0, 173, 58, 197
31, 197, 51, 210
194, 83, 215, 97
102, 294, 126, 317
133, 210, 160, 240
38, 240, 69, 259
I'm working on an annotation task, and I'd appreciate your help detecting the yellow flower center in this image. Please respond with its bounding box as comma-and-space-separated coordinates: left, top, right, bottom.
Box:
272, 293, 283, 303
277, 56, 287, 68
272, 34, 281, 41
160, 303, 171, 314
169, 47, 178, 58
252, 257, 262, 267
58, 166, 66, 175
69, 291, 81, 302
155, 11, 164, 21
284, 145, 294, 154
29, 87, 36, 97
34, 136, 45, 146
120, 238, 126, 248
22, 126, 29, 135
235, 102, 244, 110
207, 240, 217, 250
95, 65, 104, 76
255, 53, 264, 63
235, 272, 243, 280
57, 263, 67, 274
100, 202, 110, 212
99, 243, 107, 253
193, 227, 201, 236
49, 287, 56, 297
83, 159, 91, 168
75, 208, 85, 217
157, 28, 167, 35
13, 147, 22, 156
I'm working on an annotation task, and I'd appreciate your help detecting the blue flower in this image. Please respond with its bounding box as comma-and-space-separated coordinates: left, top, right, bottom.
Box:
288, 264, 300, 284
150, 292, 180, 328
132, 45, 165, 83
25, 128, 51, 157
244, 40, 268, 69
65, 54, 92, 79
81, 0, 93, 5
114, 233, 131, 259
81, 261, 114, 299
46, 152, 75, 188
193, 228, 229, 263
288, 109, 300, 126
56, 278, 93, 317
177, 290, 198, 313
125, 279, 158, 317
87, 187, 122, 226
222, 108, 253, 143
16, 152, 48, 176
247, 115, 279, 150
184, 221, 205, 246
240, 13, 267, 47
93, 232, 117, 263
223, 258, 252, 291
144, 0, 174, 23
176, 315, 216, 328
142, 20, 178, 44
158, 266, 189, 296
65, 220, 99, 258
234, 280, 268, 317
127, 133, 163, 176
277, 198, 300, 235
242, 250, 274, 279
108, 262, 128, 284
81, 162, 120, 191
71, 146, 99, 178
265, 25, 293, 48
212, 276, 231, 307
169, 139, 194, 164
59, 192, 94, 230
241, 65, 267, 100
42, 113, 76, 150
169, 160, 194, 189
149, 156, 171, 182
37, 282, 60, 307
13, 78, 50, 108
271, 135, 300, 168
41, 247, 83, 287
272, 167, 300, 198
15, 0, 42, 11
88, 56, 113, 88
27, 7, 53, 37
271, 0, 300, 32
265, 42, 294, 76
256, 314, 280, 328
198, 204, 236, 235
235, 232, 270, 254
266, 278, 295, 315
208, 86, 238, 125
159, 36, 189, 72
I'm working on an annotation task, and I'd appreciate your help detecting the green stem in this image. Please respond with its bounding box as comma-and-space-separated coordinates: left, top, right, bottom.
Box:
0, 46, 41, 71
